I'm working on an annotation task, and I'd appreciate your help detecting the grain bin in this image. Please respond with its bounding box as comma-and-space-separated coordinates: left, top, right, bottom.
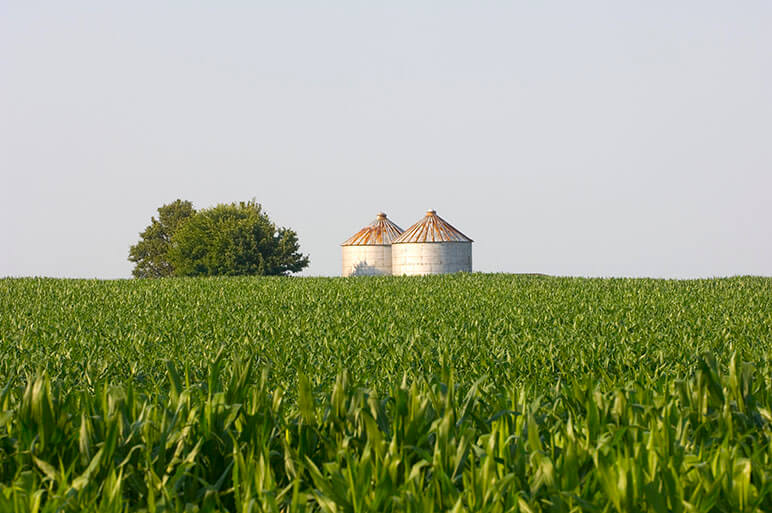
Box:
341, 213, 404, 276
391, 210, 473, 276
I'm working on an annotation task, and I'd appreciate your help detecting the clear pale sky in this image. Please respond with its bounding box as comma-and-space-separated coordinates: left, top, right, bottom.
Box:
2, 2, 770, 279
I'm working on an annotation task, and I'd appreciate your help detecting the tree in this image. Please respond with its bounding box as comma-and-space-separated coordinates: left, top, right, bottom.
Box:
166, 200, 309, 277
128, 199, 195, 278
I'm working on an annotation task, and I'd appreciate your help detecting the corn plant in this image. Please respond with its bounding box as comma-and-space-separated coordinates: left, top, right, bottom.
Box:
0, 274, 771, 511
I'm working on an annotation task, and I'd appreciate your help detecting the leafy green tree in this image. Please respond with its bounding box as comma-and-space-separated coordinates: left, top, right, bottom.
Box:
167, 200, 309, 276
128, 199, 195, 278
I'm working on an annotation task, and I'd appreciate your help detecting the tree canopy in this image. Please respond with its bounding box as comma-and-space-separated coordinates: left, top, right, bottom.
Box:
128, 199, 195, 278
129, 200, 309, 277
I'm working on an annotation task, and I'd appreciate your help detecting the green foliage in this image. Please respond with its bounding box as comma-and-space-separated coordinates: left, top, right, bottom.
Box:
2, 275, 769, 394
129, 200, 309, 278
128, 199, 195, 278
167, 200, 309, 277
0, 354, 770, 511
1, 274, 771, 511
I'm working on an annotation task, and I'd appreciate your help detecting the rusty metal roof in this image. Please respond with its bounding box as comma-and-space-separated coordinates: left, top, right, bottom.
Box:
392, 210, 473, 244
341, 213, 404, 246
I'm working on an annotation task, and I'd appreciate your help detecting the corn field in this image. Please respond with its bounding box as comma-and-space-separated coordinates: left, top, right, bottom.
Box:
0, 275, 771, 511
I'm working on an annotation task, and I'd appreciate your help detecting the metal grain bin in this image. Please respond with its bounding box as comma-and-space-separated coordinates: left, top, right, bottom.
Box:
391, 210, 472, 276
341, 213, 404, 276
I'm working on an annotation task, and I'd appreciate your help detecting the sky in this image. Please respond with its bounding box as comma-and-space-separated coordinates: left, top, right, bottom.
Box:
1, 1, 770, 279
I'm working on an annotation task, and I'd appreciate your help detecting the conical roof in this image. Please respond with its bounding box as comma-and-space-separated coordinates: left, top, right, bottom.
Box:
393, 210, 473, 244
341, 213, 404, 246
